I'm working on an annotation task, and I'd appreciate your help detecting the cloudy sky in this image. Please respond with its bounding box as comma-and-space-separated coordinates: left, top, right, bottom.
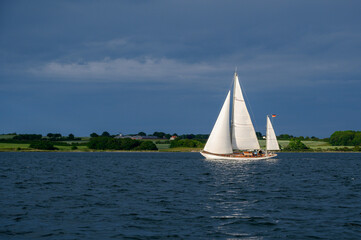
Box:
1, 0, 360, 137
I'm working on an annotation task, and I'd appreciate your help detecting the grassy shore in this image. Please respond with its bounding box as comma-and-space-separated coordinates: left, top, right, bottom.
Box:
0, 137, 358, 152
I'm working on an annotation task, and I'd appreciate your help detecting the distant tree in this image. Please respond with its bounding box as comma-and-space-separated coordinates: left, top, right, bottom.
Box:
278, 134, 294, 140
86, 137, 157, 150
329, 131, 361, 146
45, 133, 66, 141
101, 131, 111, 137
284, 139, 309, 151
68, 133, 75, 140
170, 139, 204, 148
176, 134, 209, 140
135, 141, 158, 150
352, 132, 361, 146
47, 133, 62, 139
90, 132, 99, 138
194, 134, 209, 140
120, 138, 140, 150
88, 137, 109, 150
30, 141, 58, 150
13, 134, 42, 141
138, 132, 146, 136
152, 132, 166, 138
188, 134, 196, 139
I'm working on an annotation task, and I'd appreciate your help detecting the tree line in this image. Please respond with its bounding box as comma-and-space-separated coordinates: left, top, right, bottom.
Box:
277, 134, 320, 141
170, 139, 204, 148
2, 130, 360, 151
329, 131, 361, 146
1, 133, 83, 150
10, 133, 80, 141
87, 136, 157, 151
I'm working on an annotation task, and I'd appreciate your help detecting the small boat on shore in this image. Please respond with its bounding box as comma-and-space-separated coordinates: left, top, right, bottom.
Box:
200, 72, 279, 160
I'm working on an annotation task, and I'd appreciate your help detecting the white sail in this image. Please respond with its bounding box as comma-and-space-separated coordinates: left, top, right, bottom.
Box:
231, 73, 260, 150
204, 91, 233, 154
266, 116, 280, 151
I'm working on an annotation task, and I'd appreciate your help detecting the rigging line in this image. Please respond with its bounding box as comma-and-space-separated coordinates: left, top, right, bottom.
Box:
238, 74, 259, 133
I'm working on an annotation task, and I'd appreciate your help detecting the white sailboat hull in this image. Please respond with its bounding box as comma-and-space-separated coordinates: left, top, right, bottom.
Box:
200, 151, 277, 160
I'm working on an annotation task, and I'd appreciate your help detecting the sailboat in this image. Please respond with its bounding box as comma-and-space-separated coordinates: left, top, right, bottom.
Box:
200, 72, 280, 160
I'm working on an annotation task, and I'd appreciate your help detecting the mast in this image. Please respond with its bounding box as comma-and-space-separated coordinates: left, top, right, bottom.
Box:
266, 115, 268, 157
231, 71, 236, 143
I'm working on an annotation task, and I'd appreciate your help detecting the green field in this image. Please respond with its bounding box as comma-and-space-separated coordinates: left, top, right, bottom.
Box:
284, 140, 353, 151
53, 145, 90, 151
159, 147, 202, 152
0, 134, 17, 139
0, 142, 90, 152
155, 143, 171, 150
0, 139, 357, 152
259, 139, 355, 151
0, 143, 31, 151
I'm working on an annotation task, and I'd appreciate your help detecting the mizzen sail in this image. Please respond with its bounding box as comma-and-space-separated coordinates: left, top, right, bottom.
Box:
266, 116, 280, 151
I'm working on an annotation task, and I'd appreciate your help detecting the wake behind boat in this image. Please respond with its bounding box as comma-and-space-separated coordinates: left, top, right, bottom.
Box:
200, 72, 280, 160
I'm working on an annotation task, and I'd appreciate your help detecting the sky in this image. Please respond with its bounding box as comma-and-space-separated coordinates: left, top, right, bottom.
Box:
1, 0, 361, 138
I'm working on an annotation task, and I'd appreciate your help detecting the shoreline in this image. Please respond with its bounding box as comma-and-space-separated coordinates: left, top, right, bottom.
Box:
0, 149, 360, 153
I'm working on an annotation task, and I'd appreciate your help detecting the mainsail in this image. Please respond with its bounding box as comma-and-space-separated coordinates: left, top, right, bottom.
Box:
231, 73, 260, 150
266, 116, 280, 151
203, 91, 233, 154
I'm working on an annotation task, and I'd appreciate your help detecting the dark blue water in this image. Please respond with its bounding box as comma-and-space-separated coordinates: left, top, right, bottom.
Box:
0, 152, 360, 239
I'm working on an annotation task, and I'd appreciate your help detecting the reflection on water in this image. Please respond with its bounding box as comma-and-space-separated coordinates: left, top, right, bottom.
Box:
203, 157, 282, 237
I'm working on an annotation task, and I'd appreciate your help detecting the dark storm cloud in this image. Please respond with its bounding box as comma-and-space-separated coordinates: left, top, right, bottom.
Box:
1, 0, 361, 136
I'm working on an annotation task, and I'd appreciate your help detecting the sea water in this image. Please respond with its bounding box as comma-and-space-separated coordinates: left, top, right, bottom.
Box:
0, 152, 360, 239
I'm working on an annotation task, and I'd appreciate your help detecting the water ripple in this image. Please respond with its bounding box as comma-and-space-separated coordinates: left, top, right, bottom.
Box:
0, 152, 360, 239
